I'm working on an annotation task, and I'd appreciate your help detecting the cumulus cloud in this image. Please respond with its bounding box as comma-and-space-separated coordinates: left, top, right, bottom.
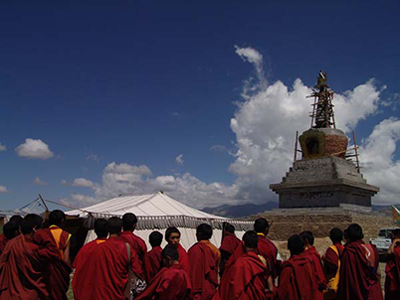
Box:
60, 180, 68, 186
0, 185, 8, 193
71, 178, 95, 188
0, 143, 6, 151
176, 154, 184, 166
15, 138, 54, 159
33, 177, 48, 186
359, 118, 400, 204
60, 193, 97, 208
58, 162, 237, 209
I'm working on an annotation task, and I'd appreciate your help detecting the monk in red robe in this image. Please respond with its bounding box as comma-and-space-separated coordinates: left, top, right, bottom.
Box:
300, 231, 326, 300
0, 214, 53, 299
219, 223, 240, 276
323, 228, 344, 300
255, 218, 280, 280
33, 210, 71, 300
338, 224, 383, 300
72, 218, 108, 300
144, 231, 163, 282
385, 229, 400, 300
188, 223, 220, 300
0, 222, 20, 255
276, 234, 318, 300
136, 245, 191, 300
119, 213, 146, 279
227, 218, 280, 281
164, 227, 190, 274
214, 230, 273, 300
72, 217, 143, 300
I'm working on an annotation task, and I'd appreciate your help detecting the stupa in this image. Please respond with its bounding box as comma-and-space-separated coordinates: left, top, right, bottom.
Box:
270, 71, 379, 209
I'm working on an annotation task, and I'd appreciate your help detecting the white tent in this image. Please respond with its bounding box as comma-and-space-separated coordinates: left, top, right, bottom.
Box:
66, 192, 253, 250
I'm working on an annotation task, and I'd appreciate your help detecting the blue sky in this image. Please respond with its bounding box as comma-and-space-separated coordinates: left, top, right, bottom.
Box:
1, 1, 400, 210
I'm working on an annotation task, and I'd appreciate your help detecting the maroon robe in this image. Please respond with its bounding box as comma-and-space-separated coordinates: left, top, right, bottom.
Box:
135, 264, 191, 300
72, 238, 107, 299
119, 231, 147, 279
226, 234, 279, 280
323, 243, 344, 275
144, 246, 163, 282
303, 246, 326, 300
214, 251, 269, 300
276, 254, 318, 300
176, 243, 190, 275
338, 240, 383, 300
0, 234, 8, 256
34, 227, 71, 300
219, 233, 240, 275
385, 243, 400, 300
72, 236, 142, 300
257, 234, 279, 279
220, 233, 240, 255
0, 235, 48, 299
188, 241, 220, 300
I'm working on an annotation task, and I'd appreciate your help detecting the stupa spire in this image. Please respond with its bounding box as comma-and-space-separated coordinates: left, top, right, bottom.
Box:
309, 70, 336, 129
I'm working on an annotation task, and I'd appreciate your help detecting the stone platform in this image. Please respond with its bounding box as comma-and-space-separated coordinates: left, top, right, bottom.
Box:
254, 206, 395, 241
270, 156, 379, 208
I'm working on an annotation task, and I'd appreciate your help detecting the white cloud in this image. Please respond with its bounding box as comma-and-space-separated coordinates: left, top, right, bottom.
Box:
0, 143, 6, 151
235, 45, 266, 92
0, 185, 9, 193
15, 138, 54, 160
33, 177, 48, 186
71, 178, 95, 188
359, 118, 400, 204
59, 193, 97, 208
60, 180, 68, 186
176, 154, 184, 166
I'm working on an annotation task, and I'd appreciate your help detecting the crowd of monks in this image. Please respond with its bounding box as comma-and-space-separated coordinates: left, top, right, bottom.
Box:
0, 210, 399, 300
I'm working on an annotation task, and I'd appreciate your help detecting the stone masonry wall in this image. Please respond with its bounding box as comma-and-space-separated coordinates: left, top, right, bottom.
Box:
252, 209, 397, 241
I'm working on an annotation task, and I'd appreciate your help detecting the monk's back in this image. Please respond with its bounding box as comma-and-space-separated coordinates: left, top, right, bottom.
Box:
277, 255, 317, 300
157, 265, 191, 300
229, 252, 268, 300
85, 237, 130, 300
188, 241, 220, 300
0, 235, 48, 300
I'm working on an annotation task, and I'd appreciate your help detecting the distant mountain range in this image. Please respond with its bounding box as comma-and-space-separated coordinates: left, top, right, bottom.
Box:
203, 201, 278, 218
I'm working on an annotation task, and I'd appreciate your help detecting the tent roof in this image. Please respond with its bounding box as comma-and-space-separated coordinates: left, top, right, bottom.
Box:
66, 192, 224, 219
66, 192, 253, 231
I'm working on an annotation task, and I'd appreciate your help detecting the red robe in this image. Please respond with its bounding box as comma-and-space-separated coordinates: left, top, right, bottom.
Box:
175, 243, 190, 275
385, 243, 400, 300
34, 227, 71, 300
144, 246, 163, 282
119, 231, 147, 279
72, 236, 143, 300
219, 233, 240, 275
226, 234, 279, 279
0, 234, 8, 256
0, 235, 49, 299
323, 243, 344, 275
303, 246, 326, 300
214, 251, 269, 300
188, 241, 220, 300
220, 233, 240, 255
72, 238, 107, 299
276, 254, 318, 300
135, 264, 191, 300
338, 240, 383, 300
